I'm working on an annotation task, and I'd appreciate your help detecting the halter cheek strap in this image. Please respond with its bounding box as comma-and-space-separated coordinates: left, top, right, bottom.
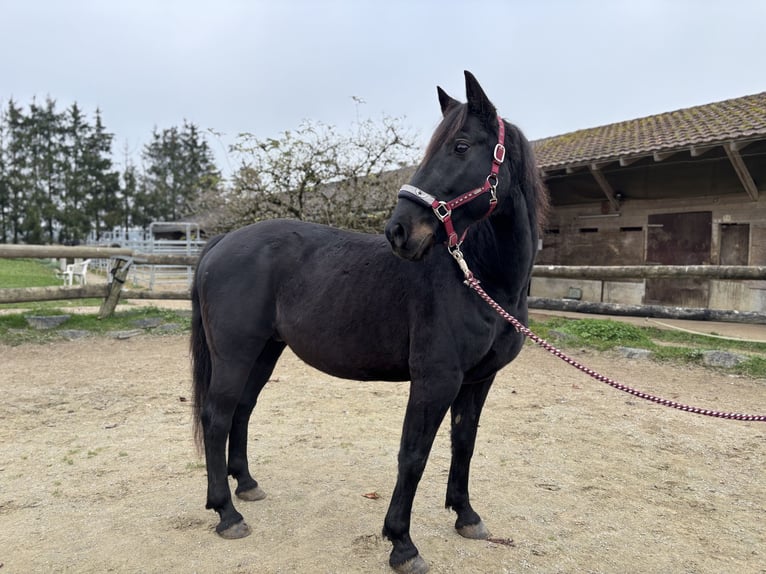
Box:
397, 115, 506, 250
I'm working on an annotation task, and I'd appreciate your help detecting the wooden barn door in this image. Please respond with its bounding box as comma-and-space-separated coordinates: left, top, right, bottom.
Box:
719, 223, 749, 265
645, 211, 712, 307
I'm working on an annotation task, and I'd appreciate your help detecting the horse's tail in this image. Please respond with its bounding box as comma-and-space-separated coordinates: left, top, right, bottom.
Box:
191, 233, 226, 453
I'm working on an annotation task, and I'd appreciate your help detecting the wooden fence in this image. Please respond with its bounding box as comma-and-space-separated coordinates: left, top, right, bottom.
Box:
2, 245, 766, 322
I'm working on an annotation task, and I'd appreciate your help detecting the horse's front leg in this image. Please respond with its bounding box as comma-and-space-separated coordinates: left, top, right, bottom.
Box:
383, 378, 460, 574
445, 376, 495, 539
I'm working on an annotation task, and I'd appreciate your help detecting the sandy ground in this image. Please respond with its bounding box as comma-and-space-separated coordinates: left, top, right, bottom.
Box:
1, 330, 765, 574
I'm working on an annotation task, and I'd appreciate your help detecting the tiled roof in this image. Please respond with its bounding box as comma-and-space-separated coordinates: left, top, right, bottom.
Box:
531, 91, 766, 170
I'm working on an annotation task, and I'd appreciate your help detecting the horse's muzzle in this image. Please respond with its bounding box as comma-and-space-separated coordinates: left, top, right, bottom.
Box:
385, 220, 435, 261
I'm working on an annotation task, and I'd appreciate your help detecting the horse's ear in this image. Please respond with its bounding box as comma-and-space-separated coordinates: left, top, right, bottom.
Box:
437, 86, 460, 116
464, 70, 496, 121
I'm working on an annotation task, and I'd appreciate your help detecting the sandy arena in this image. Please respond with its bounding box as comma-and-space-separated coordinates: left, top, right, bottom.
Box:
1, 330, 764, 573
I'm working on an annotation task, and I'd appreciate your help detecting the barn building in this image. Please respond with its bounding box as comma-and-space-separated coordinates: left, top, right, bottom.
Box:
530, 91, 766, 313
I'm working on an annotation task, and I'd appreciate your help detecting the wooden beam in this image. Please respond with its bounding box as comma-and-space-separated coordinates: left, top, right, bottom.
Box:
532, 265, 766, 279
588, 164, 620, 211
528, 297, 766, 324
98, 257, 132, 318
725, 142, 759, 201
729, 140, 750, 152
690, 145, 716, 157
619, 156, 641, 167
0, 284, 190, 304
0, 244, 198, 266
653, 150, 676, 162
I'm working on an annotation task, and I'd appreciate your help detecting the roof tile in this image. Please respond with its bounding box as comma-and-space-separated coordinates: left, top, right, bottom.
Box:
531, 91, 766, 169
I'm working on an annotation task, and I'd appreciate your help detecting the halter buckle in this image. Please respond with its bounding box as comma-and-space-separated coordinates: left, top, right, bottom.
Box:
493, 143, 506, 164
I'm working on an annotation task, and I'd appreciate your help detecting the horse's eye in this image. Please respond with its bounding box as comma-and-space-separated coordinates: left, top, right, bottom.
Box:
454, 141, 470, 154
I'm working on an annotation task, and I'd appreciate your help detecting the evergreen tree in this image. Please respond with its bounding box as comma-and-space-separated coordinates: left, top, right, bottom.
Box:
60, 102, 93, 243
82, 109, 120, 239
120, 150, 140, 231
0, 105, 7, 242
3, 99, 31, 244
139, 121, 220, 224
26, 98, 65, 243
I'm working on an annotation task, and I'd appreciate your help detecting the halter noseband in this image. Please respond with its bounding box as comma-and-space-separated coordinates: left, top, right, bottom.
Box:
397, 115, 506, 252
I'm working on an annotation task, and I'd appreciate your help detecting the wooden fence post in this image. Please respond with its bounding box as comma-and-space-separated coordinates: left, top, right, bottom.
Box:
98, 257, 133, 319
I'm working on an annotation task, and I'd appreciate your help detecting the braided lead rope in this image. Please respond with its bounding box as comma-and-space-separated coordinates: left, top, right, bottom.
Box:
464, 275, 766, 422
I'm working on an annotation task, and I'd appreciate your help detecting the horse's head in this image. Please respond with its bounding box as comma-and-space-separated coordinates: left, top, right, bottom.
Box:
385, 71, 513, 261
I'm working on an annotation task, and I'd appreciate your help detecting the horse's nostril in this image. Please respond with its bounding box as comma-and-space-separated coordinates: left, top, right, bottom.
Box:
386, 222, 408, 249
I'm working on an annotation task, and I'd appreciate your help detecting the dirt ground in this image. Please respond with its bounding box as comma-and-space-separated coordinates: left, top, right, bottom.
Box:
1, 326, 765, 573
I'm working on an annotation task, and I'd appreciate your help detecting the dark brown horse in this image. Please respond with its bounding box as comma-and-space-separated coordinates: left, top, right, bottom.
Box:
191, 71, 547, 573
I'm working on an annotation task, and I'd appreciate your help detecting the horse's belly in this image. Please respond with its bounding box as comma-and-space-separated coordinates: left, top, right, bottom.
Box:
277, 320, 410, 382
287, 339, 410, 382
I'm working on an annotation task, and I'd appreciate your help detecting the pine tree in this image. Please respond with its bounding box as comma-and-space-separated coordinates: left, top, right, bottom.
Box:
139, 121, 221, 224
0, 104, 8, 243
60, 102, 94, 243
25, 97, 65, 243
82, 109, 120, 239
3, 99, 31, 244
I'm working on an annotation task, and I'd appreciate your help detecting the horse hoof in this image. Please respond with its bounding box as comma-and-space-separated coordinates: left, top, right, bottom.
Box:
236, 485, 267, 501
391, 554, 429, 574
217, 520, 252, 539
457, 520, 490, 540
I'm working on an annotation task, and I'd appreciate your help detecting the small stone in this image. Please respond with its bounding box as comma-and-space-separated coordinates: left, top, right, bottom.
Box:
616, 346, 653, 359
59, 329, 90, 340
109, 329, 144, 340
25, 315, 71, 329
702, 350, 748, 368
131, 317, 163, 328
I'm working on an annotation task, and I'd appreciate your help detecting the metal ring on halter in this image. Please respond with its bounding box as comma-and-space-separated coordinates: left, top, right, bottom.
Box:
433, 202, 451, 222
486, 174, 498, 189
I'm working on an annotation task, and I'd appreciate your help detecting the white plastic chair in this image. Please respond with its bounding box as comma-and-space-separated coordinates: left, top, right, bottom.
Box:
57, 259, 91, 286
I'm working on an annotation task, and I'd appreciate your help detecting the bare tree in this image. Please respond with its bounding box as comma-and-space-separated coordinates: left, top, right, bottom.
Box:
211, 114, 419, 234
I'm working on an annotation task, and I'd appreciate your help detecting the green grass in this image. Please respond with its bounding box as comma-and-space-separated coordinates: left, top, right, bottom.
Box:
0, 258, 63, 288
529, 316, 766, 379
0, 305, 191, 345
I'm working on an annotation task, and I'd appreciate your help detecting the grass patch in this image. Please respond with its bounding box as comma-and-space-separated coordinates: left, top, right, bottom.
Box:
0, 258, 62, 288
0, 305, 190, 346
528, 316, 766, 379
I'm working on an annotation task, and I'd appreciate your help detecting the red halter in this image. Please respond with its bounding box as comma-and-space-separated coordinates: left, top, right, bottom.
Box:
398, 115, 506, 249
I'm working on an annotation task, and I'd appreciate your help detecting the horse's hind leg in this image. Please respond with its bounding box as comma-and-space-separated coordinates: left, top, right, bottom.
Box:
228, 339, 286, 502
445, 376, 495, 539
201, 354, 257, 539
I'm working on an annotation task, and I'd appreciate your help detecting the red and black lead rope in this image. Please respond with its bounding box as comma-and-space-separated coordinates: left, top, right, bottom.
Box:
464, 274, 766, 423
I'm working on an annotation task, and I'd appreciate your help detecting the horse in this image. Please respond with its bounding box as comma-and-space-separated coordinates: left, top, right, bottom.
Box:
191, 70, 548, 574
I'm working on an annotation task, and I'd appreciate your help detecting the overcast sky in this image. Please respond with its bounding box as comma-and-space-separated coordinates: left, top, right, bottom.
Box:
2, 0, 765, 174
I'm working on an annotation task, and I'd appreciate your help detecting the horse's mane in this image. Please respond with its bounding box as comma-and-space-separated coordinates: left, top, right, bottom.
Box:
422, 104, 549, 234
